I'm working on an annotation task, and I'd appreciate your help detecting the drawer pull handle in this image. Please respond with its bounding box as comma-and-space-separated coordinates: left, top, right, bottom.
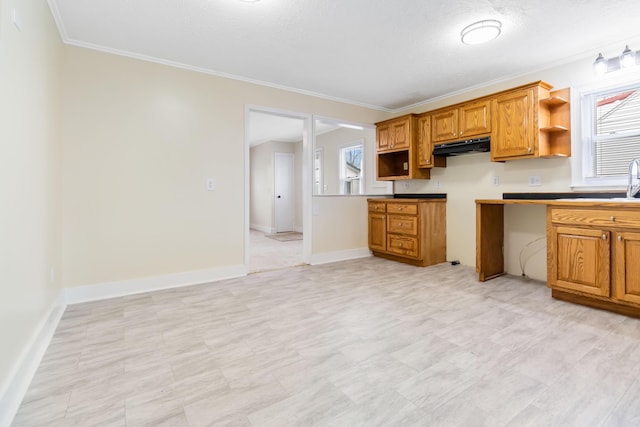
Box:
602, 234, 607, 240
610, 216, 616, 221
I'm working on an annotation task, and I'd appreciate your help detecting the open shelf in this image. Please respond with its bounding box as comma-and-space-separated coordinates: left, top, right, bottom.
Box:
378, 150, 410, 179
540, 125, 569, 132
540, 96, 569, 107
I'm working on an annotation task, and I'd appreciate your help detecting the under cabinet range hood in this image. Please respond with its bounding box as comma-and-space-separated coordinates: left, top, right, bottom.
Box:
432, 136, 490, 156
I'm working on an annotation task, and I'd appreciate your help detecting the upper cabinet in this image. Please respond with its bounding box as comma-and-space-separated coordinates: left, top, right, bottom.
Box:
491, 82, 571, 162
375, 115, 431, 180
375, 81, 572, 180
377, 116, 411, 152
432, 99, 491, 143
417, 113, 447, 169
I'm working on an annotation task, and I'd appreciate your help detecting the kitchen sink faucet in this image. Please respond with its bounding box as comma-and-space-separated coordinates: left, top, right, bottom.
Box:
627, 158, 640, 198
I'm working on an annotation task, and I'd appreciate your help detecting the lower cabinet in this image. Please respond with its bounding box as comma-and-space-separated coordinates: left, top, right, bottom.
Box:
367, 198, 446, 267
548, 206, 640, 316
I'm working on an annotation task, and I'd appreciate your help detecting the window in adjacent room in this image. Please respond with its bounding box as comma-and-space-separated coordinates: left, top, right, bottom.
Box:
579, 81, 640, 187
339, 142, 363, 195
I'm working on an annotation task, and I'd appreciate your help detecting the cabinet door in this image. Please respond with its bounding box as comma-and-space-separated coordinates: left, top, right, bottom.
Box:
431, 108, 459, 143
390, 119, 411, 150
491, 88, 536, 161
550, 226, 610, 297
417, 115, 432, 167
459, 100, 491, 138
614, 231, 640, 304
368, 213, 387, 252
376, 123, 391, 151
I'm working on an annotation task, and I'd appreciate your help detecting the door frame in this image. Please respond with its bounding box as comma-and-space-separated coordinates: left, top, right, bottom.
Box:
244, 105, 312, 269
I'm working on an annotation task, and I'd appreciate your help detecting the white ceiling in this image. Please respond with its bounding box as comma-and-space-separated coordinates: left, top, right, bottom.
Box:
49, 0, 640, 112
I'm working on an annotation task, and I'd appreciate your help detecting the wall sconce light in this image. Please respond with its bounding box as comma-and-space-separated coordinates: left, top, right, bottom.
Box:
593, 45, 639, 75
461, 20, 502, 45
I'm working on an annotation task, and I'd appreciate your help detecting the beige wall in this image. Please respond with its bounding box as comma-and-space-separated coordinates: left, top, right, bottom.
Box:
0, 0, 63, 398
60, 46, 388, 288
250, 141, 302, 233
393, 57, 605, 280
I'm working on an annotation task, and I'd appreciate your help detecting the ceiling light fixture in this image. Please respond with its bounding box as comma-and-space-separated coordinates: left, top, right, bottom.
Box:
593, 45, 639, 75
460, 20, 502, 45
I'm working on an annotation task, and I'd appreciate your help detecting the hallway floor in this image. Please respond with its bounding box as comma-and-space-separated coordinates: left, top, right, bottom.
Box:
249, 229, 304, 273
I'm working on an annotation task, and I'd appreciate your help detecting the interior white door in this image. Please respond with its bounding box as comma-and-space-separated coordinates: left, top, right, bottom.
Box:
274, 152, 295, 233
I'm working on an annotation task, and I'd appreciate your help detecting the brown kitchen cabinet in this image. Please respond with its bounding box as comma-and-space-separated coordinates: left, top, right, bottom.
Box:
368, 201, 387, 252
491, 82, 571, 161
431, 99, 491, 143
376, 115, 411, 152
548, 206, 640, 317
367, 198, 446, 267
375, 115, 431, 180
416, 113, 446, 169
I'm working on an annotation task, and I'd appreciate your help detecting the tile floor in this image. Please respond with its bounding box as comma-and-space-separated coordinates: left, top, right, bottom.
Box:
249, 229, 303, 273
12, 258, 640, 426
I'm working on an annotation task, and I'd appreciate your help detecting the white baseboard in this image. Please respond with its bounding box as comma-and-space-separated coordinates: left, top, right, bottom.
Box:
310, 247, 372, 265
65, 264, 247, 304
250, 224, 275, 234
0, 291, 66, 427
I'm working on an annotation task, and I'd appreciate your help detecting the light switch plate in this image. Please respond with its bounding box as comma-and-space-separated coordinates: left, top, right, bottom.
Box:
12, 8, 22, 31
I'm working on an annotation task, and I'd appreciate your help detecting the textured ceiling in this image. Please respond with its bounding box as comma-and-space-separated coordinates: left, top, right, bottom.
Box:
49, 0, 640, 111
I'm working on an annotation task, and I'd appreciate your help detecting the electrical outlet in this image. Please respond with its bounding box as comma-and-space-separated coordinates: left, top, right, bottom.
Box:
492, 176, 499, 186
206, 178, 215, 191
435, 180, 441, 189
528, 175, 542, 186
402, 181, 410, 190
403, 162, 409, 171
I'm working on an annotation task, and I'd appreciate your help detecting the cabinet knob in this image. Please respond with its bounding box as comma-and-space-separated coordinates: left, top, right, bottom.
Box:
527, 147, 533, 153
398, 207, 403, 211
602, 234, 608, 240
399, 243, 404, 247
618, 235, 623, 242
460, 131, 464, 136
610, 216, 616, 221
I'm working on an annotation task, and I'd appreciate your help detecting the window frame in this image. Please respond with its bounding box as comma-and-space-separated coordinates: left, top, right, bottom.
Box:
338, 140, 364, 195
572, 73, 640, 190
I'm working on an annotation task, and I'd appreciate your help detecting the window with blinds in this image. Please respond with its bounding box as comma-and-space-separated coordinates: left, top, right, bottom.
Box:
588, 84, 640, 178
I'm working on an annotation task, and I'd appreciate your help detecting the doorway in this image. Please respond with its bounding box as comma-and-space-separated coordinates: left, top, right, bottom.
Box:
245, 107, 312, 273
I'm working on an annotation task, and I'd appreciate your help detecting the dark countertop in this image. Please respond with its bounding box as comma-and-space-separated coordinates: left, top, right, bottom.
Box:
393, 193, 447, 199
502, 192, 629, 200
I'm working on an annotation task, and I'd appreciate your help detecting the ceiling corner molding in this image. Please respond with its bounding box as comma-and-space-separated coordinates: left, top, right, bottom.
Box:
47, 0, 69, 41
50, 33, 393, 114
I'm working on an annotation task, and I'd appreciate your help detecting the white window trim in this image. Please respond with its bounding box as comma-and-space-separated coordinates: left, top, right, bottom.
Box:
571, 72, 640, 190
313, 147, 324, 195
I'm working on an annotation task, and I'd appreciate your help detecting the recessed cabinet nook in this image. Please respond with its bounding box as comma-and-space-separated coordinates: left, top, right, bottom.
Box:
375, 80, 571, 180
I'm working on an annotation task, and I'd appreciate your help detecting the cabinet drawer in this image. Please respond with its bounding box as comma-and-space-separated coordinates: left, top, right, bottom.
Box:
551, 209, 640, 229
386, 203, 418, 215
387, 215, 418, 235
387, 235, 419, 258
369, 202, 386, 213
